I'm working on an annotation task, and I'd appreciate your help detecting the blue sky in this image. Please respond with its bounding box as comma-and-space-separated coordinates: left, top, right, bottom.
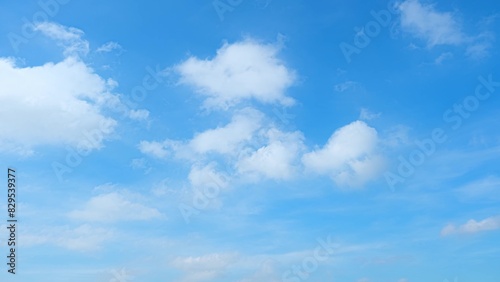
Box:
0, 0, 499, 281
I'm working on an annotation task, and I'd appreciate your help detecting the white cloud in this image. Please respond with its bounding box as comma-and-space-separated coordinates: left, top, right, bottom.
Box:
237, 128, 305, 181
302, 121, 385, 187
397, 0, 494, 57
96, 41, 122, 53
359, 108, 381, 121
0, 56, 118, 154
189, 108, 263, 155
35, 22, 89, 56
174, 39, 296, 109
139, 108, 264, 159
171, 253, 238, 282
434, 52, 453, 64
441, 216, 500, 236
138, 140, 173, 159
128, 109, 150, 120
397, 0, 465, 47
189, 163, 229, 189
68, 192, 162, 222
334, 81, 358, 92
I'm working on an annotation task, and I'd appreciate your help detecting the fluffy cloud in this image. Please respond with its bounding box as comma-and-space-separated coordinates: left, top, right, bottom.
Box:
139, 108, 263, 160
302, 121, 385, 187
189, 109, 263, 155
397, 0, 465, 47
441, 216, 500, 236
68, 192, 162, 222
237, 128, 305, 181
0, 22, 146, 155
174, 39, 296, 109
0, 57, 118, 155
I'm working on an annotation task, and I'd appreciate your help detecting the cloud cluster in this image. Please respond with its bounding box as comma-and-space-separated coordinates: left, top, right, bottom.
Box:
139, 40, 387, 188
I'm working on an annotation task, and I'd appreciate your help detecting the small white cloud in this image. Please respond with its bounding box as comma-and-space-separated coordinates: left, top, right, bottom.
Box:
128, 109, 150, 120
174, 39, 296, 109
171, 253, 238, 282
96, 41, 122, 53
68, 192, 162, 222
138, 140, 172, 159
441, 216, 500, 236
334, 81, 358, 92
302, 121, 385, 187
434, 52, 453, 64
359, 108, 381, 121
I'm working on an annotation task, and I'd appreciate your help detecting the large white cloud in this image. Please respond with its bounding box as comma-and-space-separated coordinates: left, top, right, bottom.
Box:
302, 121, 385, 187
0, 22, 144, 155
0, 57, 118, 154
174, 39, 296, 109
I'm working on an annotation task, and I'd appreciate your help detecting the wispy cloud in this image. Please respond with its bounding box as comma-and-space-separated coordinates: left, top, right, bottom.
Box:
441, 216, 500, 236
